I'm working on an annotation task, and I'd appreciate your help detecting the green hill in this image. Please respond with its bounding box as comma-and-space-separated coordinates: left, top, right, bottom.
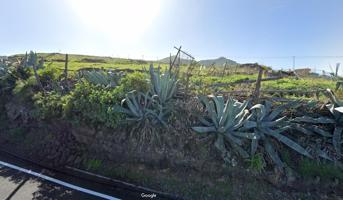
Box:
159, 56, 238, 66
198, 57, 238, 66
158, 55, 193, 65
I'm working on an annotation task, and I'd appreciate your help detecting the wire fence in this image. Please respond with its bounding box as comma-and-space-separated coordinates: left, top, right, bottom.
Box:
174, 51, 343, 76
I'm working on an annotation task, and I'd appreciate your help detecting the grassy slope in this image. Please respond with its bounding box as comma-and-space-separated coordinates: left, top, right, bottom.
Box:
12, 53, 169, 71
15, 53, 341, 97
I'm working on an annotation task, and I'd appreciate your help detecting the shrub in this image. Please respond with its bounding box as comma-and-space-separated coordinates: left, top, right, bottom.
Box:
37, 66, 61, 86
118, 71, 149, 93
82, 70, 121, 88
66, 82, 124, 128
248, 153, 266, 173
32, 91, 69, 119
298, 158, 343, 181
12, 77, 37, 102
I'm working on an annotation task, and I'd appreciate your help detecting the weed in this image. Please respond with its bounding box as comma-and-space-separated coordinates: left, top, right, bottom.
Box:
248, 153, 266, 173
298, 158, 343, 181
85, 159, 102, 171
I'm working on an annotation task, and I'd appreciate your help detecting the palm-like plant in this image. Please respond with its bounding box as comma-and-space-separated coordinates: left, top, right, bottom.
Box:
243, 101, 311, 168
113, 90, 166, 126
82, 70, 121, 88
149, 64, 178, 105
293, 89, 343, 157
192, 95, 252, 164
325, 89, 343, 155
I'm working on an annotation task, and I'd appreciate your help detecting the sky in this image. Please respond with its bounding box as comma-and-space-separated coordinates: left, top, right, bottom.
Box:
1, 0, 343, 72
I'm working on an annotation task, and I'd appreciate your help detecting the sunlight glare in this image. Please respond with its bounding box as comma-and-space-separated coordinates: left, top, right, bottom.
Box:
69, 0, 161, 43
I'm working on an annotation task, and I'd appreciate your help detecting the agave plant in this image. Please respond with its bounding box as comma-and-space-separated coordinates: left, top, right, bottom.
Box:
192, 95, 251, 164
243, 101, 311, 168
325, 89, 343, 155
82, 70, 121, 88
113, 90, 166, 126
149, 64, 178, 105
292, 89, 343, 157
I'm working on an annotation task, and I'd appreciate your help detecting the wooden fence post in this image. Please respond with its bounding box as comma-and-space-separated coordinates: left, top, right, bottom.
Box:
64, 54, 68, 81
252, 65, 263, 103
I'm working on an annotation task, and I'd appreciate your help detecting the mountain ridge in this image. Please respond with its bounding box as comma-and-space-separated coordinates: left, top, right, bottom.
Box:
159, 56, 238, 66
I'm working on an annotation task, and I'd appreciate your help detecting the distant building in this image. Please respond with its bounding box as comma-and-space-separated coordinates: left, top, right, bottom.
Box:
294, 68, 311, 76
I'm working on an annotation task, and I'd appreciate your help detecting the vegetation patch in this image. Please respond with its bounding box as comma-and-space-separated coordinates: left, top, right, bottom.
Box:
1, 52, 343, 199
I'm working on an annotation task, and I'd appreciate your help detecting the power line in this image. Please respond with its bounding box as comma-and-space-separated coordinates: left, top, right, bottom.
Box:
190, 55, 343, 59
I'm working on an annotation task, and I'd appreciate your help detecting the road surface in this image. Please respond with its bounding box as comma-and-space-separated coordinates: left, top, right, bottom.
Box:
0, 152, 166, 200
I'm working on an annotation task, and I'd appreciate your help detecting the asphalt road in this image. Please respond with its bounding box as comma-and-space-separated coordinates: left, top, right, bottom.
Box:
0, 165, 106, 200
0, 152, 167, 200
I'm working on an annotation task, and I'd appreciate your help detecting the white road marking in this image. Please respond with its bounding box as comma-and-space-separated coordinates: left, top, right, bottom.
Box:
0, 160, 120, 200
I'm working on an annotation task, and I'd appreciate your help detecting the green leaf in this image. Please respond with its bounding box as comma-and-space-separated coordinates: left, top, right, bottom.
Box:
333, 126, 343, 155
293, 116, 335, 124
192, 126, 216, 133
214, 134, 226, 154
224, 133, 243, 146
264, 139, 284, 168
268, 101, 300, 121
209, 95, 224, 120
244, 121, 257, 129
112, 105, 131, 115
318, 150, 333, 161
233, 131, 259, 140
311, 125, 332, 137
262, 116, 286, 128
291, 124, 313, 135
266, 129, 312, 158
198, 117, 213, 126
250, 104, 266, 120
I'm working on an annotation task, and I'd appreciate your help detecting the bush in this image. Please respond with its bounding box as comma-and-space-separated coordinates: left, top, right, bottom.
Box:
32, 91, 69, 119
37, 66, 61, 86
66, 82, 124, 128
298, 158, 343, 181
117, 72, 149, 94
12, 77, 37, 102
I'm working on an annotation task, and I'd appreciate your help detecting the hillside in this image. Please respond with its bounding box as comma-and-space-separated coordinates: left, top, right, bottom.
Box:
159, 55, 238, 66
199, 57, 238, 66
158, 55, 193, 65
7, 52, 168, 71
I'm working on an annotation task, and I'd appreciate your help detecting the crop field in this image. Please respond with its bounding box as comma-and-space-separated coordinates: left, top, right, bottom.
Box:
1, 52, 343, 200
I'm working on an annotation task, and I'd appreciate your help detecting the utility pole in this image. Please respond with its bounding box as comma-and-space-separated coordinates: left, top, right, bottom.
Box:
292, 56, 295, 70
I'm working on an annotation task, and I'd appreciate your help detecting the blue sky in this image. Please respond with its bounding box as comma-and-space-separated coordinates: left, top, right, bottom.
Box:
1, 0, 343, 72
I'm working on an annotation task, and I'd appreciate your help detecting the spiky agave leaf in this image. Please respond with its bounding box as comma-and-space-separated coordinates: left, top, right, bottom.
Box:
149, 64, 178, 105
192, 95, 250, 161
299, 90, 343, 156
333, 126, 343, 155
244, 101, 311, 168
114, 90, 168, 126
113, 90, 150, 121
293, 116, 335, 124
325, 89, 343, 107
83, 70, 120, 88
